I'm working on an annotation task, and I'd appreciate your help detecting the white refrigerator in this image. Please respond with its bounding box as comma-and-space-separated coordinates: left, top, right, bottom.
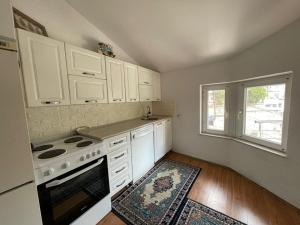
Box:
0, 1, 42, 225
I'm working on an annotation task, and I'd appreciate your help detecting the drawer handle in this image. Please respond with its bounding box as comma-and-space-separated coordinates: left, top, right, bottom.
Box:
82, 72, 95, 76
114, 153, 125, 160
41, 100, 61, 105
115, 166, 126, 174
146, 98, 150, 101
113, 139, 124, 145
85, 99, 97, 103
116, 179, 126, 188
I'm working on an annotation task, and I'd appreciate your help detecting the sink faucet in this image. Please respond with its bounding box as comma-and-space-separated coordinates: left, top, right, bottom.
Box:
146, 105, 151, 118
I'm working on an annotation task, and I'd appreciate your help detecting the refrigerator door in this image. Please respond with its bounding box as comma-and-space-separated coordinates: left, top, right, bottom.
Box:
0, 49, 35, 193
0, 182, 42, 225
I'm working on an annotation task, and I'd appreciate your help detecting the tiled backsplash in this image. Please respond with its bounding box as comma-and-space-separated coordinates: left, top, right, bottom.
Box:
26, 102, 151, 143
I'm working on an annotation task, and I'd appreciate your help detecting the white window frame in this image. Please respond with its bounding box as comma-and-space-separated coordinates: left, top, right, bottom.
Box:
236, 75, 292, 152
201, 84, 229, 136
200, 71, 292, 155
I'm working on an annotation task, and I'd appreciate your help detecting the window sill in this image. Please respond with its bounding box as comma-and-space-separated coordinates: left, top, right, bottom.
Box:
199, 132, 287, 158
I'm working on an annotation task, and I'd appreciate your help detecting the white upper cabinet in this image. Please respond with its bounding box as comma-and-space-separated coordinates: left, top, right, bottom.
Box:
106, 57, 126, 103
139, 85, 153, 102
152, 72, 161, 101
68, 75, 108, 104
17, 29, 70, 107
138, 66, 153, 85
124, 62, 139, 102
65, 44, 106, 79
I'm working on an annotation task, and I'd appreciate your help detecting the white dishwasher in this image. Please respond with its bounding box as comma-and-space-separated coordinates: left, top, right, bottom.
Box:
131, 124, 155, 182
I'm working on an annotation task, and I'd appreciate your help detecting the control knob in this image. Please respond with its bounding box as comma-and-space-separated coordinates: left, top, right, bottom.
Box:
44, 168, 55, 176
62, 161, 71, 169
86, 153, 91, 159
80, 155, 86, 161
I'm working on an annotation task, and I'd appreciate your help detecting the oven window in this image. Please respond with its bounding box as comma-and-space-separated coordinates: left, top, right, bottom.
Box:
38, 156, 110, 225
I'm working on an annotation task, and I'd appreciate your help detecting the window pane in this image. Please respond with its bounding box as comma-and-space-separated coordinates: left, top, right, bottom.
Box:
207, 89, 225, 130
244, 84, 286, 144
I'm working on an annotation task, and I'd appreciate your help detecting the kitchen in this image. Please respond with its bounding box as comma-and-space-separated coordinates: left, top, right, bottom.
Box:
2, 1, 300, 225
0, 0, 172, 224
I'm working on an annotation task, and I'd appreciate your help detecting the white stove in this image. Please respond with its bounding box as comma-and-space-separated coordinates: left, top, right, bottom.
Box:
32, 135, 105, 185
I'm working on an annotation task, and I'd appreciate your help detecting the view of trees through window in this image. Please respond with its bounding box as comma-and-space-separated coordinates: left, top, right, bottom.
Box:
244, 84, 286, 144
207, 89, 225, 130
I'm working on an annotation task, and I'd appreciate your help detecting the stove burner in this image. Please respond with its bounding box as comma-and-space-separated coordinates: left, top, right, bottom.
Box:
38, 149, 66, 159
33, 144, 53, 152
64, 136, 83, 143
76, 141, 93, 147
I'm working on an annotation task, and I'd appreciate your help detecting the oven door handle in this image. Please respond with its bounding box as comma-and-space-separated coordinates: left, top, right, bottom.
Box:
45, 158, 104, 188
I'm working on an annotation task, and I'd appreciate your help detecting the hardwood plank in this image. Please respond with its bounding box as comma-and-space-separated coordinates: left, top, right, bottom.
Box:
97, 151, 300, 225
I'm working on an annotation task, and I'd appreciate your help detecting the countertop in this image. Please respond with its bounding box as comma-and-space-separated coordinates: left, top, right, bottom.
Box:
77, 116, 171, 141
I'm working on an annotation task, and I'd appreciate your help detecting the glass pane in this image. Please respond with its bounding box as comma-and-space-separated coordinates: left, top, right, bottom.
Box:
244, 84, 286, 144
207, 89, 225, 131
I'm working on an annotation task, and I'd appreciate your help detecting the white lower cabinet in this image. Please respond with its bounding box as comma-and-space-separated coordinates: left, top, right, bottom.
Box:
105, 132, 132, 196
68, 75, 108, 104
154, 120, 166, 162
165, 118, 173, 151
131, 125, 155, 182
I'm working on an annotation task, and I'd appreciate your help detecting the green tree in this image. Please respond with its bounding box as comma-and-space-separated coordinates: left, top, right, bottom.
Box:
247, 86, 267, 104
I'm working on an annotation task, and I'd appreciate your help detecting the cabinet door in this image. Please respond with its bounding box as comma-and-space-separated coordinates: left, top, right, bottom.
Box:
152, 72, 161, 101
139, 85, 153, 102
138, 66, 153, 85
65, 44, 106, 79
17, 29, 70, 107
68, 75, 108, 104
165, 118, 173, 152
124, 62, 139, 102
154, 121, 166, 162
106, 57, 126, 103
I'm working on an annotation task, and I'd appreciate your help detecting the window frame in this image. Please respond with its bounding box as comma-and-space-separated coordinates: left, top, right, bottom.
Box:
201, 84, 230, 136
236, 75, 292, 151
200, 71, 292, 155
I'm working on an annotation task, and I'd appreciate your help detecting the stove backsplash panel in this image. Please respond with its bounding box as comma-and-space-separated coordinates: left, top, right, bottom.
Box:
26, 102, 152, 143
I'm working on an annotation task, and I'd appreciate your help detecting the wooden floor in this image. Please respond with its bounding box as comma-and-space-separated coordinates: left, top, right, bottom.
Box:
98, 152, 300, 225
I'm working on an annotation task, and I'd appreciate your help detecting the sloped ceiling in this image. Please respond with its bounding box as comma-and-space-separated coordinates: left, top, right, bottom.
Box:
67, 0, 300, 72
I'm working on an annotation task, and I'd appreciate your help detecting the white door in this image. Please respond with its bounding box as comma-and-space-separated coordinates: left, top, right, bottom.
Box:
131, 125, 155, 182
152, 72, 161, 101
0, 183, 42, 225
139, 85, 153, 102
68, 75, 108, 104
124, 62, 139, 102
138, 66, 153, 85
154, 121, 166, 162
65, 44, 106, 79
17, 29, 70, 107
165, 118, 173, 152
106, 57, 126, 103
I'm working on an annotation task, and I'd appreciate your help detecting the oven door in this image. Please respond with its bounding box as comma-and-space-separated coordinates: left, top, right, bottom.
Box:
38, 156, 110, 225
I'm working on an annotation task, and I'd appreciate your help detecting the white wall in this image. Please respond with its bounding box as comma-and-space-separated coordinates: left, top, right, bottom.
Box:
11, 0, 135, 63
154, 18, 300, 208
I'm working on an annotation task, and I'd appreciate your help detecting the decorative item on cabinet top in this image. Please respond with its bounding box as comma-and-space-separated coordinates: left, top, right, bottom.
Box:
13, 8, 48, 36
98, 42, 115, 58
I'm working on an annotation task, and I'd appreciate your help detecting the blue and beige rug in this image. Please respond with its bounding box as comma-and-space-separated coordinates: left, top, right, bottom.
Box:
112, 160, 200, 225
175, 199, 246, 225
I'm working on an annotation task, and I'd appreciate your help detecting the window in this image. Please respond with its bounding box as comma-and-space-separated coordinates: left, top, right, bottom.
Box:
200, 72, 292, 154
201, 85, 229, 135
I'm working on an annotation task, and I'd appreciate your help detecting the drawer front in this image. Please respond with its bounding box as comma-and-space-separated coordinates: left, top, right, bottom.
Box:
110, 173, 131, 195
105, 133, 130, 152
108, 146, 129, 166
110, 161, 131, 180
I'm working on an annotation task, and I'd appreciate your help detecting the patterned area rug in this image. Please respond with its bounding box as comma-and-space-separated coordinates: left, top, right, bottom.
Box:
112, 160, 200, 225
175, 199, 246, 225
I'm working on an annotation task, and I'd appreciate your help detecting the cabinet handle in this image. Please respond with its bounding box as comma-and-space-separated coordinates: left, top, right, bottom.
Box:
113, 98, 122, 101
85, 100, 97, 103
114, 153, 125, 159
41, 100, 61, 105
113, 139, 124, 145
82, 72, 95, 76
146, 98, 150, 101
144, 81, 150, 84
116, 179, 126, 188
115, 166, 126, 174
130, 98, 136, 101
